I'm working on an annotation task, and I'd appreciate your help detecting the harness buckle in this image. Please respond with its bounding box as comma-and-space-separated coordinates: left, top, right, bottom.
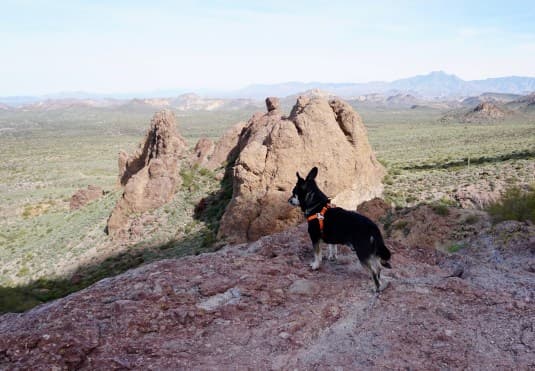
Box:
316, 213, 324, 220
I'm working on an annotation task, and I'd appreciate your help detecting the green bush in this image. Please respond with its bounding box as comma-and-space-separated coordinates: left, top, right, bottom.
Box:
432, 204, 449, 216
487, 186, 535, 223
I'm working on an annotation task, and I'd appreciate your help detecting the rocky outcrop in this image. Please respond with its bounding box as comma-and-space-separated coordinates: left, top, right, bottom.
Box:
467, 102, 507, 121
107, 110, 186, 239
1, 212, 533, 369
69, 185, 104, 210
441, 101, 515, 123
192, 138, 215, 168
218, 96, 385, 243
357, 197, 392, 222
211, 122, 247, 166
196, 121, 247, 171
265, 96, 280, 112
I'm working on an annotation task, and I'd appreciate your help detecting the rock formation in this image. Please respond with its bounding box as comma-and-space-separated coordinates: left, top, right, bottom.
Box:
107, 110, 186, 239
69, 185, 104, 210
192, 137, 215, 168
192, 122, 247, 171
218, 96, 385, 243
207, 121, 247, 170
265, 96, 280, 112
466, 102, 507, 121
440, 101, 516, 123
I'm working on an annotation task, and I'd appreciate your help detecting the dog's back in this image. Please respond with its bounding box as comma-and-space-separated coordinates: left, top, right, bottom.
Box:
321, 208, 391, 266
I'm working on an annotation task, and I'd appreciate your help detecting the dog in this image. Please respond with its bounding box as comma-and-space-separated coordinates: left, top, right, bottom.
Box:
288, 167, 392, 292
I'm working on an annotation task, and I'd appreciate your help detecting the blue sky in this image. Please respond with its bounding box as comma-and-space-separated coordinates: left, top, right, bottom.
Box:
1, 0, 534, 95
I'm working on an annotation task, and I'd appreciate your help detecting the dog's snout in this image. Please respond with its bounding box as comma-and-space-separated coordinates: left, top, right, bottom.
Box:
288, 194, 300, 206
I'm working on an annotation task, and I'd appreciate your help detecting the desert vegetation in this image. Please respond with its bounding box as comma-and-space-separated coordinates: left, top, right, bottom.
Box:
487, 186, 535, 223
0, 102, 534, 313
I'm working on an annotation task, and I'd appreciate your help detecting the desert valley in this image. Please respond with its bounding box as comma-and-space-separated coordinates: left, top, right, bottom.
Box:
0, 70, 534, 368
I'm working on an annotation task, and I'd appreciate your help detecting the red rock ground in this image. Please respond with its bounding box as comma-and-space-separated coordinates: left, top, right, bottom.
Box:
1, 216, 534, 370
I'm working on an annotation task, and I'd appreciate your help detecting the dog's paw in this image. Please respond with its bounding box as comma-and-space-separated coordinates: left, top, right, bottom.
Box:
328, 253, 338, 262
310, 261, 320, 270
376, 281, 390, 293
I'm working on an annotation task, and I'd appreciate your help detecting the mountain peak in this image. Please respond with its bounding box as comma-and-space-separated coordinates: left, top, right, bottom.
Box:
429, 70, 449, 76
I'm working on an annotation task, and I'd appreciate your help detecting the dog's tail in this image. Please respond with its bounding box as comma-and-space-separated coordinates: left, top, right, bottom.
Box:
373, 229, 392, 269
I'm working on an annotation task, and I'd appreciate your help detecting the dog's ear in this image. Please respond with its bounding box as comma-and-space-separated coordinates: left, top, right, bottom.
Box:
306, 167, 318, 181
296, 171, 303, 181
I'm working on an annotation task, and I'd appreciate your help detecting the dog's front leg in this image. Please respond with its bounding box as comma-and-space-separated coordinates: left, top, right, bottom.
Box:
328, 244, 338, 261
310, 241, 321, 270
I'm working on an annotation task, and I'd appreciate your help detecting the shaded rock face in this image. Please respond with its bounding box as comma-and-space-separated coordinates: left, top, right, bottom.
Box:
218, 96, 385, 243
1, 214, 534, 369
107, 110, 185, 239
265, 96, 280, 112
69, 185, 104, 210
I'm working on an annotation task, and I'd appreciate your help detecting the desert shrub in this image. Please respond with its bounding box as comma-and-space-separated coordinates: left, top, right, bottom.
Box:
431, 197, 457, 216
487, 186, 535, 223
463, 214, 479, 225
393, 220, 411, 236
380, 211, 395, 237
180, 168, 196, 190
447, 243, 464, 253
198, 167, 213, 177
383, 175, 394, 185
431, 203, 449, 216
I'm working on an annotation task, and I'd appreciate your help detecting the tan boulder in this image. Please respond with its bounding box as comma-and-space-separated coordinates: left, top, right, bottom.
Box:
107, 110, 185, 239
218, 96, 385, 243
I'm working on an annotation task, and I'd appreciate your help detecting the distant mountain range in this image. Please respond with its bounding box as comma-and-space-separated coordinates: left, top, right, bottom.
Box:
1, 71, 535, 106
234, 71, 535, 99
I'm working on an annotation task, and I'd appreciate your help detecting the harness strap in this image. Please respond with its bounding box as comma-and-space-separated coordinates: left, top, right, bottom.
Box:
306, 202, 331, 236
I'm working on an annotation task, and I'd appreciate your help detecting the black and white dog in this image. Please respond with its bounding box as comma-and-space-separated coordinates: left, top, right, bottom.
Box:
288, 167, 392, 292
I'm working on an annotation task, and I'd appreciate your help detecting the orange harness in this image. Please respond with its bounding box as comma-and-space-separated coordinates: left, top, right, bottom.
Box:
306, 203, 331, 235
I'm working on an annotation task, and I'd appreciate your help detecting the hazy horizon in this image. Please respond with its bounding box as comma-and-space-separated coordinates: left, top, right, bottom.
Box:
2, 1, 534, 96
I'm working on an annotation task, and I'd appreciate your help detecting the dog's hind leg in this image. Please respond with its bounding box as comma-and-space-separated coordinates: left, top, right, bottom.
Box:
363, 257, 385, 293
310, 241, 322, 270
364, 259, 380, 292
